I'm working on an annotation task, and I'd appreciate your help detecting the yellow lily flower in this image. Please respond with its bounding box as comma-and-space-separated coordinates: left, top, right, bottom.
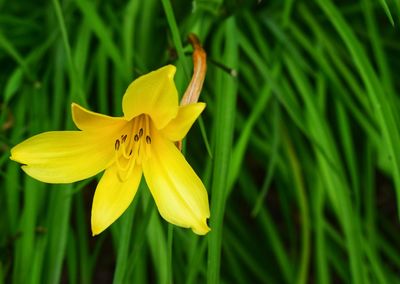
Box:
10, 65, 210, 236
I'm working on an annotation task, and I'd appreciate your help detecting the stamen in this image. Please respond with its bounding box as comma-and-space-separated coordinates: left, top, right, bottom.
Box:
132, 117, 139, 141
143, 115, 152, 159
145, 115, 150, 136
121, 134, 127, 143
120, 142, 132, 159
115, 139, 120, 150
146, 136, 151, 144
117, 156, 136, 182
131, 132, 141, 161
114, 141, 136, 182
113, 114, 154, 177
114, 150, 130, 172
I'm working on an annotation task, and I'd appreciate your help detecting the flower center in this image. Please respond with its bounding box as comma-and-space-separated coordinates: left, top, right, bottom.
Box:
113, 114, 152, 181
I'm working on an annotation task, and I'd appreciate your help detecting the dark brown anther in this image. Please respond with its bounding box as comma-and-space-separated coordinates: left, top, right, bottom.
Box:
146, 136, 152, 144
134, 134, 139, 142
129, 149, 132, 156
115, 139, 120, 150
139, 128, 143, 137
121, 134, 127, 143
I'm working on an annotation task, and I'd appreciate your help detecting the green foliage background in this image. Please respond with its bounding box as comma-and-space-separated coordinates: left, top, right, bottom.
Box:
1, 0, 400, 283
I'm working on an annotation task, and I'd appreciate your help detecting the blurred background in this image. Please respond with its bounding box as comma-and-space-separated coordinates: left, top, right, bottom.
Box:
1, 0, 400, 283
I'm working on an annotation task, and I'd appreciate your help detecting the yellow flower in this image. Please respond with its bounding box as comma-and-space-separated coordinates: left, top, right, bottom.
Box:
10, 65, 210, 235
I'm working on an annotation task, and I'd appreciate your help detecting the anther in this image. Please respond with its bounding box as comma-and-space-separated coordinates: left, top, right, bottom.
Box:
121, 134, 127, 143
146, 136, 151, 144
134, 134, 139, 142
139, 128, 143, 137
115, 139, 120, 150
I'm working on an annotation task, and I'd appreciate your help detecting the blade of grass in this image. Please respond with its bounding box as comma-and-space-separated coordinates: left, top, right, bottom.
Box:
125, 197, 155, 279
73, 0, 126, 80
112, 187, 139, 284
377, 0, 394, 26
185, 238, 208, 284
282, 128, 310, 284
5, 95, 28, 235
0, 31, 34, 81
122, 0, 140, 73
52, 0, 86, 105
313, 179, 329, 284
285, 53, 365, 284
222, 242, 248, 284
223, 226, 270, 282
228, 49, 279, 193
289, 19, 381, 158
207, 17, 238, 284
66, 230, 78, 284
160, 0, 190, 80
239, 171, 294, 282
44, 185, 73, 284
167, 225, 173, 284
12, 179, 43, 284
336, 102, 360, 208
75, 192, 91, 283
363, 241, 388, 284
250, 95, 280, 215
363, 0, 394, 95
282, 0, 295, 27
317, 0, 400, 221
147, 212, 168, 284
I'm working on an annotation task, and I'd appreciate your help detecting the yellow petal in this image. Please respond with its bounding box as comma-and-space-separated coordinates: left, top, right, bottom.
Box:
161, 103, 206, 141
142, 130, 210, 235
10, 131, 115, 183
91, 163, 142, 235
72, 103, 127, 132
122, 65, 179, 129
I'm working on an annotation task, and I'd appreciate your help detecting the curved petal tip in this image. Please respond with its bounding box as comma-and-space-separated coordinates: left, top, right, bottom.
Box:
192, 221, 211, 235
